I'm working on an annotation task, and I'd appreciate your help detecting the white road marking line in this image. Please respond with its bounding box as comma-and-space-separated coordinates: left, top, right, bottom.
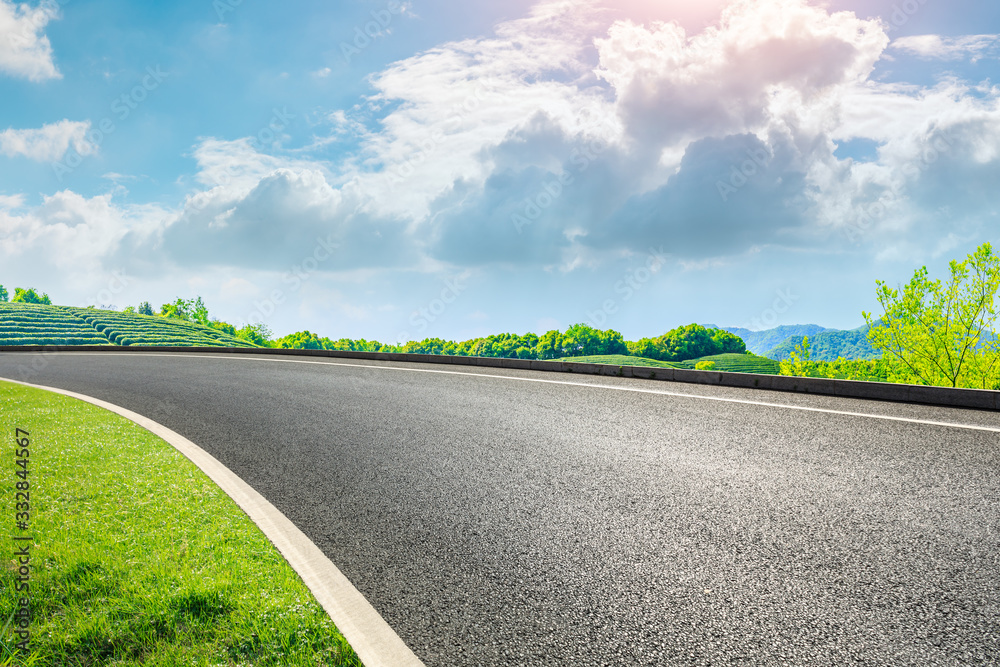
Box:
0, 377, 426, 667
30, 352, 1000, 435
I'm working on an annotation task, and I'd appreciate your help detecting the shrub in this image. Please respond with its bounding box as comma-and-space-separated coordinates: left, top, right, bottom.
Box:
11, 287, 52, 305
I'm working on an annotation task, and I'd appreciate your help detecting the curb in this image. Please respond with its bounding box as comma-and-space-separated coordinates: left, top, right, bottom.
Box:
0, 377, 426, 667
1, 344, 998, 411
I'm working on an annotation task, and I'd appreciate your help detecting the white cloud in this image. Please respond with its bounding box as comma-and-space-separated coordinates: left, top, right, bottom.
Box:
0, 193, 25, 210
0, 0, 61, 81
594, 0, 887, 150
0, 189, 168, 291
351, 0, 619, 221
0, 120, 96, 162
891, 34, 1000, 62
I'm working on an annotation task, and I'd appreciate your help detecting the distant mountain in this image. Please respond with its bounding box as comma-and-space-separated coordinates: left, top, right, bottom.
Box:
763, 324, 879, 361
713, 324, 831, 355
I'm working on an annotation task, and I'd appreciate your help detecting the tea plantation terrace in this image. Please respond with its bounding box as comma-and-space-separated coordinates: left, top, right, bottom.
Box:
0, 303, 257, 347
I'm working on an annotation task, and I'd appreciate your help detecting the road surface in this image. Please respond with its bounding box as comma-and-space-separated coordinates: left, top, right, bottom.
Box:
2, 351, 998, 665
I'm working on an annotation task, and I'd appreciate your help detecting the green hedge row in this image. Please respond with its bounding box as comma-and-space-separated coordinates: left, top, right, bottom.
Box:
0, 313, 88, 327
6, 307, 257, 348
677, 354, 781, 374
0, 325, 98, 333
112, 328, 249, 346
0, 338, 113, 346
117, 339, 236, 347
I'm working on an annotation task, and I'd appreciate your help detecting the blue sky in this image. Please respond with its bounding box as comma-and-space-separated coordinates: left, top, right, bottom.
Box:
2, 0, 1000, 343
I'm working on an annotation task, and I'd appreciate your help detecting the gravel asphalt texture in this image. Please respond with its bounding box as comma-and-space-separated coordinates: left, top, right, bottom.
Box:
2, 351, 999, 666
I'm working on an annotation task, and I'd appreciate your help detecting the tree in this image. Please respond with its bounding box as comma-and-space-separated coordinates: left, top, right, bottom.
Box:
779, 336, 813, 378
191, 297, 210, 326
138, 301, 154, 316
627, 338, 658, 359
535, 330, 564, 359
0, 285, 7, 302
276, 330, 325, 350
160, 298, 192, 320
598, 329, 629, 355
562, 324, 607, 357
710, 329, 747, 354
863, 242, 1000, 389
12, 288, 52, 305
210, 319, 237, 336
655, 324, 718, 361
236, 322, 272, 347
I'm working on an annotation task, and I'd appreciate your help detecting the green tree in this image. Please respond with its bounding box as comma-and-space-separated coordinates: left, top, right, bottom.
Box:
12, 287, 52, 305
236, 322, 272, 347
0, 284, 8, 302
627, 338, 658, 359
779, 336, 815, 378
535, 330, 564, 359
276, 330, 325, 350
160, 298, 192, 320
138, 301, 154, 316
655, 324, 718, 361
562, 324, 610, 357
710, 329, 747, 354
598, 329, 629, 356
863, 242, 1000, 388
190, 297, 210, 325
210, 320, 238, 336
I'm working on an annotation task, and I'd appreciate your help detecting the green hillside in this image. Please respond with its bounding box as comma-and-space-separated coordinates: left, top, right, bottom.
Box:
0, 303, 258, 347
717, 324, 830, 355
764, 326, 878, 361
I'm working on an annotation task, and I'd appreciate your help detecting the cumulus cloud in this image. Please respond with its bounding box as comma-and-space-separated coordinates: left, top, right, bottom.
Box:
0, 120, 95, 162
0, 189, 166, 288
594, 0, 887, 150
891, 34, 1000, 62
353, 0, 618, 222
0, 0, 60, 81
158, 167, 416, 272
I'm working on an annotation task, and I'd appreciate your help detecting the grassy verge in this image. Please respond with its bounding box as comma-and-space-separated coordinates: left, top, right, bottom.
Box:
0, 381, 360, 666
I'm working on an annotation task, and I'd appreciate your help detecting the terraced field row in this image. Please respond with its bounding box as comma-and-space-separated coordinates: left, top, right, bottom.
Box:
676, 353, 781, 374
62, 307, 257, 347
0, 303, 112, 345
0, 304, 259, 348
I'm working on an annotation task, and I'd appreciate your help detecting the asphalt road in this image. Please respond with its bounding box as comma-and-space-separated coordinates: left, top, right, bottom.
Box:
2, 351, 999, 666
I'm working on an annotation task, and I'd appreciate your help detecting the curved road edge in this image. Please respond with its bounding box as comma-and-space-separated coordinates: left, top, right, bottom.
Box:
0, 376, 426, 667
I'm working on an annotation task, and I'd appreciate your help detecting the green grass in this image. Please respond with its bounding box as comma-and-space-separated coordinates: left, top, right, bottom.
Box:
0, 381, 359, 666
555, 355, 683, 368
0, 304, 257, 348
